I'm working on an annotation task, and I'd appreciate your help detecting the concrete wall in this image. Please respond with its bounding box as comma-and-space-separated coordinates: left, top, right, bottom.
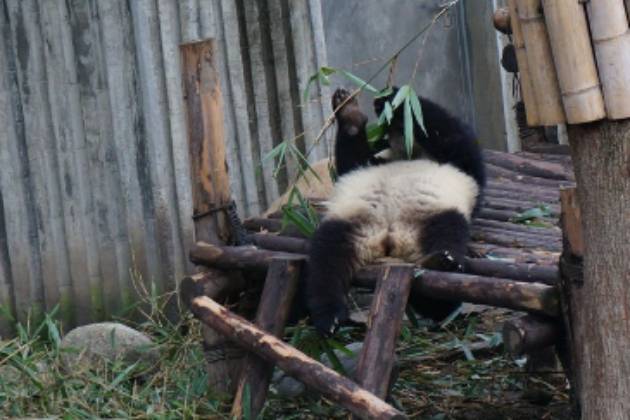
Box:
321, 0, 513, 150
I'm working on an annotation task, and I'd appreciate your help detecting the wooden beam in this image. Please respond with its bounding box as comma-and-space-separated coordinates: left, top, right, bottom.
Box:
356, 265, 413, 398
190, 296, 407, 420
232, 257, 305, 419
502, 315, 560, 355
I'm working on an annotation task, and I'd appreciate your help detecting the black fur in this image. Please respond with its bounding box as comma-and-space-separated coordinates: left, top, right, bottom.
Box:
306, 219, 358, 336
332, 89, 372, 176
374, 88, 486, 190
420, 210, 470, 269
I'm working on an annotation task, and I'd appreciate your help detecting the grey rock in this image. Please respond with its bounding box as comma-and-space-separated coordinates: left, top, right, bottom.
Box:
60, 322, 159, 370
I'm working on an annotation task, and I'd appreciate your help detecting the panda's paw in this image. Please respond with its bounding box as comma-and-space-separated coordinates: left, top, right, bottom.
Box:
420, 250, 465, 272
310, 303, 349, 337
332, 88, 357, 113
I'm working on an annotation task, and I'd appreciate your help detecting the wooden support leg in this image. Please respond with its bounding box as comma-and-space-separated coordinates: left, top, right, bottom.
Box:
189, 295, 406, 419
356, 264, 414, 398
231, 256, 305, 419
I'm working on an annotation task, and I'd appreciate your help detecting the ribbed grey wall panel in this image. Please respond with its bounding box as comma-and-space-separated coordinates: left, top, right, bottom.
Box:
0, 0, 329, 334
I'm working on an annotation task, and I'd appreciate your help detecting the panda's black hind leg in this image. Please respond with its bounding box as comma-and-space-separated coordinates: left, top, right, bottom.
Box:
409, 210, 471, 322
306, 219, 358, 336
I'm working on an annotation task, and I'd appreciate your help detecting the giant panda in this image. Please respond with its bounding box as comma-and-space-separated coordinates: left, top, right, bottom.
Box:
306, 87, 486, 336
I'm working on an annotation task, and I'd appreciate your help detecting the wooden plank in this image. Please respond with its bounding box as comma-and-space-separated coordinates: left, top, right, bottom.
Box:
356, 264, 413, 399
131, 0, 187, 294
98, 0, 159, 316
156, 0, 195, 264
180, 39, 232, 245
242, 0, 281, 205
6, 0, 71, 320
215, 0, 262, 216
231, 257, 304, 419
0, 0, 44, 324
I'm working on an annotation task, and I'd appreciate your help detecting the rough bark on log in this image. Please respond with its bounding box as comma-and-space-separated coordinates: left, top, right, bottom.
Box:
482, 197, 560, 215
394, 271, 558, 317
247, 232, 311, 254
469, 243, 559, 266
191, 242, 558, 283
190, 296, 407, 420
502, 315, 559, 355
486, 163, 567, 188
559, 187, 584, 258
356, 265, 414, 398
473, 218, 561, 237
561, 120, 630, 419
232, 257, 305, 419
470, 227, 562, 252
484, 149, 573, 181
180, 269, 246, 309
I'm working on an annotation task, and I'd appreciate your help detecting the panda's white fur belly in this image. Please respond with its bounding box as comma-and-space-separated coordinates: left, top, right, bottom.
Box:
323, 159, 479, 265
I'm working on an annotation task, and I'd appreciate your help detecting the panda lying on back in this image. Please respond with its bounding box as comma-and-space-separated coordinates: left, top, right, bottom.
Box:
306, 87, 486, 336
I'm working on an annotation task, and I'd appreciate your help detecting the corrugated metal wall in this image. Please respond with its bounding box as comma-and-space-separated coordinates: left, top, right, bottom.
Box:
0, 0, 330, 334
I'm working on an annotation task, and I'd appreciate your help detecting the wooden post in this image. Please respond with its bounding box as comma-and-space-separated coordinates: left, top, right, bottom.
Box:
181, 39, 232, 245
562, 121, 630, 418
180, 39, 241, 395
515, 0, 566, 125
585, 0, 630, 119
190, 296, 407, 420
231, 257, 305, 419
507, 0, 540, 125
541, 1, 606, 123
355, 265, 413, 398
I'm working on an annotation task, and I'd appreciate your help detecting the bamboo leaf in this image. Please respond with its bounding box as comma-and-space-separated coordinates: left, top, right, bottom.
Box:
339, 70, 379, 94
404, 98, 414, 158
374, 86, 394, 98
409, 91, 428, 136
108, 362, 138, 390
391, 84, 411, 109
366, 122, 386, 144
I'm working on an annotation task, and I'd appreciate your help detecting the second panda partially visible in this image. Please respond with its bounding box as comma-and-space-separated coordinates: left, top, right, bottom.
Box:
306, 88, 486, 336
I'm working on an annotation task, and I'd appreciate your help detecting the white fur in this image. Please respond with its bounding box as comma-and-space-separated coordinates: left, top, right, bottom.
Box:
323, 159, 479, 265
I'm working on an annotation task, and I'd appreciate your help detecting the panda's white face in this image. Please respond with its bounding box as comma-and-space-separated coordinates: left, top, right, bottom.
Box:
323, 159, 479, 265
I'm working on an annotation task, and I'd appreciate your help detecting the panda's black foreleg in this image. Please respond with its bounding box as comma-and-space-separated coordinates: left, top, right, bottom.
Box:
410, 210, 471, 322
306, 219, 358, 336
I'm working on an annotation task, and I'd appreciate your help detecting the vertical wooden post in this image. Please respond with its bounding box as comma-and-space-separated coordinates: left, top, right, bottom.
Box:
562, 121, 630, 418
180, 39, 240, 395
355, 264, 414, 398
231, 256, 305, 419
180, 39, 232, 245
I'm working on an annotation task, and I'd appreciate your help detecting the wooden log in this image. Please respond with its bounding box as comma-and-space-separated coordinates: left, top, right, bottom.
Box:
356, 265, 414, 398
465, 258, 557, 285
474, 218, 560, 237
507, 0, 540, 125
181, 40, 232, 244
247, 232, 311, 254
483, 198, 560, 216
585, 0, 630, 119
190, 244, 559, 316
469, 243, 559, 266
180, 269, 246, 309
191, 242, 559, 282
486, 163, 566, 188
416, 271, 558, 316
515, 0, 566, 125
190, 242, 296, 272
190, 296, 407, 420
470, 227, 562, 252
502, 315, 560, 355
232, 257, 305, 419
483, 149, 573, 181
541, 1, 606, 123
493, 7, 512, 34
484, 187, 559, 203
